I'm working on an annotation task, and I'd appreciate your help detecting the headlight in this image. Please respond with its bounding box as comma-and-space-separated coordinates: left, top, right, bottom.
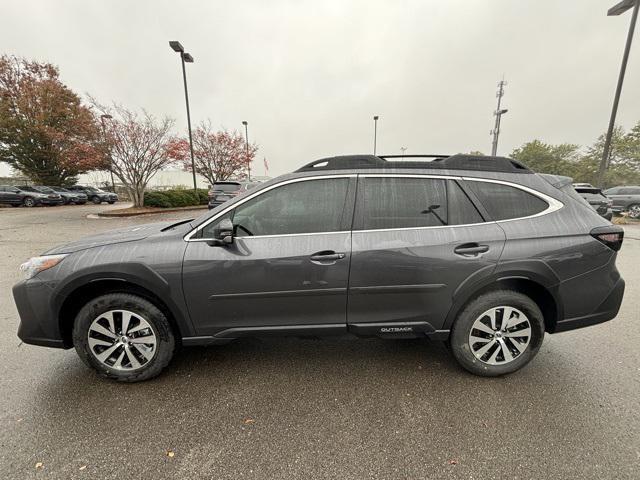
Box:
19, 254, 68, 280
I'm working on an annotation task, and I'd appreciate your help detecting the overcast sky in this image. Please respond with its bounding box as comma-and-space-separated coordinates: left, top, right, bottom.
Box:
1, 0, 639, 178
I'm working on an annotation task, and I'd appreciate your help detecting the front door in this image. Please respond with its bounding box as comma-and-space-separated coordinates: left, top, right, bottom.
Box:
347, 175, 506, 334
182, 176, 356, 336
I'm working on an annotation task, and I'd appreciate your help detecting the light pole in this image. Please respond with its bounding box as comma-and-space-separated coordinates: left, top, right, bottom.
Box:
99, 114, 116, 192
596, 0, 640, 188
242, 120, 250, 180
373, 115, 379, 155
400, 146, 407, 157
490, 79, 508, 156
169, 40, 197, 192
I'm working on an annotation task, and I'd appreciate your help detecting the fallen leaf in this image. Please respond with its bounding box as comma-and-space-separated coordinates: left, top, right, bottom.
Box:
166, 450, 175, 458
449, 459, 458, 465
79, 465, 87, 471
35, 462, 44, 470
243, 417, 256, 425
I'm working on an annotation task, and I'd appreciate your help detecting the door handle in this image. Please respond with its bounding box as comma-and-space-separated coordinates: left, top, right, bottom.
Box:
310, 250, 346, 262
454, 243, 489, 256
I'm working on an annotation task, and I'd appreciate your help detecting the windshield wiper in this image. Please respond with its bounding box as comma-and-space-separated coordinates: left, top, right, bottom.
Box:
161, 218, 194, 232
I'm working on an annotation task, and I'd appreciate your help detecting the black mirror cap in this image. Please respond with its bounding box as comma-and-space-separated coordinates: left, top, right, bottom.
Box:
208, 218, 234, 246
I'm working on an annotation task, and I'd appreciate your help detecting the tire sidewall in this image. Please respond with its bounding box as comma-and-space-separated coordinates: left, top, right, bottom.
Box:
72, 294, 175, 382
450, 290, 545, 376
23, 197, 35, 207
91, 196, 101, 204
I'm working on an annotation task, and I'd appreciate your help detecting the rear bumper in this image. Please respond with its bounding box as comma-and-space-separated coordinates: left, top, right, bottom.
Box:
554, 277, 625, 333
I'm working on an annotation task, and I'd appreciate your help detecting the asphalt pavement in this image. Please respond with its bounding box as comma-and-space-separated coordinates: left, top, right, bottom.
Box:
0, 204, 639, 479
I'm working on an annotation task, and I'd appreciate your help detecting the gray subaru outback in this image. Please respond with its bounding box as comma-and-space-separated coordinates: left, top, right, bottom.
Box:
13, 154, 625, 382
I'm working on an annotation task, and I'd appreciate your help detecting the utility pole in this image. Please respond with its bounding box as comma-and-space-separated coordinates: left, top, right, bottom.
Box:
596, 0, 640, 187
400, 146, 407, 157
373, 116, 379, 155
490, 79, 508, 156
242, 120, 250, 180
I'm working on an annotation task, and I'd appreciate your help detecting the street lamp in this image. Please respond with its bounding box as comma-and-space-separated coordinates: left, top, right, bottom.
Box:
400, 146, 407, 157
596, 0, 640, 187
373, 115, 379, 155
169, 40, 197, 192
242, 120, 250, 180
99, 114, 116, 192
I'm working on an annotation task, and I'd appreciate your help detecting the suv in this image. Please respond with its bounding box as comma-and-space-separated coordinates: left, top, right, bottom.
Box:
47, 186, 88, 205
603, 185, 640, 218
573, 186, 613, 220
208, 181, 259, 209
68, 185, 118, 205
13, 154, 625, 382
15, 186, 64, 206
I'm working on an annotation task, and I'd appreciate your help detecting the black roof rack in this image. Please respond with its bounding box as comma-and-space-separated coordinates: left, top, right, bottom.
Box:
296, 154, 532, 174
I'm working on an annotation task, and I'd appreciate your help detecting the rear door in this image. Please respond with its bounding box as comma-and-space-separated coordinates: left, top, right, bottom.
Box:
183, 176, 356, 336
347, 174, 506, 334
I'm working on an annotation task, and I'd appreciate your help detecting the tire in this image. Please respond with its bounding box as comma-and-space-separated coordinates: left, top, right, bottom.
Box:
11, 204, 19, 207
91, 196, 102, 204
449, 290, 545, 377
108, 201, 116, 204
627, 204, 640, 219
22, 197, 35, 207
72, 293, 176, 382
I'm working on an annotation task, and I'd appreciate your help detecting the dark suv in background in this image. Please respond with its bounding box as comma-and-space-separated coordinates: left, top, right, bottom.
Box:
13, 154, 625, 382
573, 185, 613, 220
68, 185, 118, 204
47, 186, 88, 205
603, 185, 640, 218
208, 181, 259, 209
15, 186, 64, 206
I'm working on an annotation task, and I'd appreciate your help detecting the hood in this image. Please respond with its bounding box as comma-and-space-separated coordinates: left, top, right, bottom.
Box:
43, 220, 192, 255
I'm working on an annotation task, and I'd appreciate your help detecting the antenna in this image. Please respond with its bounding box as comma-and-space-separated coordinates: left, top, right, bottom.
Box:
490, 78, 508, 156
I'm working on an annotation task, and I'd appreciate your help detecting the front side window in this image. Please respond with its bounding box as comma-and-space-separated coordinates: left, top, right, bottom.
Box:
200, 178, 350, 238
466, 180, 549, 220
355, 177, 483, 230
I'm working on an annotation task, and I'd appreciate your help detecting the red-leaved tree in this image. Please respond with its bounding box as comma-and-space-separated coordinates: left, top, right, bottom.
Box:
171, 121, 258, 185
0, 55, 106, 185
93, 102, 176, 207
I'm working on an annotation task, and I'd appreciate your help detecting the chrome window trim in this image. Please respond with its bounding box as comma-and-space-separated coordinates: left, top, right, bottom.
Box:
184, 174, 355, 241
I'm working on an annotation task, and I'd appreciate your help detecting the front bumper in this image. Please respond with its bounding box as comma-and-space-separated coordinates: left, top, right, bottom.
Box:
39, 198, 64, 206
13, 278, 67, 348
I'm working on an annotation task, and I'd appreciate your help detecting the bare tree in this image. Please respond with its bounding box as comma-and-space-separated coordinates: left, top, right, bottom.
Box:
93, 102, 176, 207
172, 121, 258, 185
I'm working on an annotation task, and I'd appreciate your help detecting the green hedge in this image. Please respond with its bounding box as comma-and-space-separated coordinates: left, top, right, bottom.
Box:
144, 188, 209, 208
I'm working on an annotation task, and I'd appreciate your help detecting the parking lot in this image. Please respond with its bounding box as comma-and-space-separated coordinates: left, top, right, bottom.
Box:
1, 204, 639, 479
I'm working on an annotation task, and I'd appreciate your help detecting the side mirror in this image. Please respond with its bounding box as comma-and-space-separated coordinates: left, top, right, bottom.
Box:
208, 218, 234, 246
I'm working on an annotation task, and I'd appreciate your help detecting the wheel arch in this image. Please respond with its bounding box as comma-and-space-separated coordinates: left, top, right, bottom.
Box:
443, 273, 562, 333
57, 278, 187, 348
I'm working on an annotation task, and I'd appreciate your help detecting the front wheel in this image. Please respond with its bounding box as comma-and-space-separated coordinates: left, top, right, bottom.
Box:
449, 290, 545, 377
91, 196, 102, 204
627, 204, 640, 219
72, 293, 176, 382
22, 197, 35, 207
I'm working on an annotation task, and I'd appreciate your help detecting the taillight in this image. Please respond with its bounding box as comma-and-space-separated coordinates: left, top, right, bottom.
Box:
591, 226, 624, 251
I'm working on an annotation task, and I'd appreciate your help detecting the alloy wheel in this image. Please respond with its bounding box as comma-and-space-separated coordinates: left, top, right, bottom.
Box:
87, 310, 157, 370
468, 306, 531, 365
628, 204, 640, 219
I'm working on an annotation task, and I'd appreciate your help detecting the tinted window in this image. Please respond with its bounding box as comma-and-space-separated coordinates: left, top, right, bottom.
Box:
447, 180, 484, 225
202, 178, 349, 238
214, 183, 241, 193
467, 181, 548, 220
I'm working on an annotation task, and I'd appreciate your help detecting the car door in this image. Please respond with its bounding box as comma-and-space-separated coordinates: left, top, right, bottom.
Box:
347, 175, 506, 335
182, 175, 356, 337
1, 186, 22, 204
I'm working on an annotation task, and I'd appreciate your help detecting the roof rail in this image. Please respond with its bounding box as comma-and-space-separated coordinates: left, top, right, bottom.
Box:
295, 154, 532, 174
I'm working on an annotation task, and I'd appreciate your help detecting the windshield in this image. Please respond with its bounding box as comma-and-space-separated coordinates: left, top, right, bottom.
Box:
18, 186, 38, 193
49, 186, 69, 192
35, 186, 55, 193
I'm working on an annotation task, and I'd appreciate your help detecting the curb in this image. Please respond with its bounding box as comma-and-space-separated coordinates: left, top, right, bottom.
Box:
96, 205, 208, 218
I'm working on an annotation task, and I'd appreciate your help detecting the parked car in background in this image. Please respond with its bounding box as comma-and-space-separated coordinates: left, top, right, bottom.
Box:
572, 183, 594, 189
574, 186, 613, 221
0, 185, 29, 207
47, 186, 87, 205
208, 181, 260, 209
15, 186, 63, 206
603, 186, 640, 218
13, 154, 625, 382
68, 186, 118, 204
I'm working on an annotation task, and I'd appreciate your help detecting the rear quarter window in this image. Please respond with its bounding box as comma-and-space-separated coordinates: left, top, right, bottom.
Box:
466, 180, 549, 221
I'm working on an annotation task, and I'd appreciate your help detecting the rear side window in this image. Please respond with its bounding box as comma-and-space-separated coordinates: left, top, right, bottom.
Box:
466, 180, 548, 220
356, 177, 483, 230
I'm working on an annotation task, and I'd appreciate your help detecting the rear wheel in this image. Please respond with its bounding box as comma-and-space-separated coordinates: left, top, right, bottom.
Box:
628, 204, 640, 219
22, 197, 35, 207
449, 290, 545, 376
91, 196, 101, 204
72, 293, 176, 382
